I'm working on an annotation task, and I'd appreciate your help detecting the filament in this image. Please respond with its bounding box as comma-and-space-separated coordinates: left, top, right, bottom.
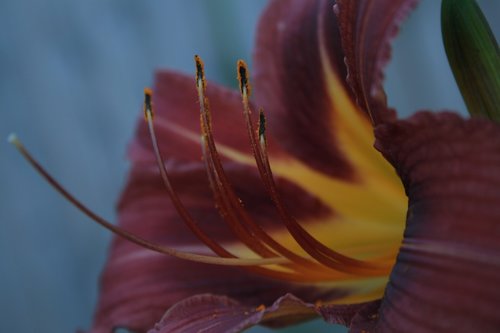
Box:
237, 60, 390, 275
9, 56, 397, 282
8, 133, 286, 266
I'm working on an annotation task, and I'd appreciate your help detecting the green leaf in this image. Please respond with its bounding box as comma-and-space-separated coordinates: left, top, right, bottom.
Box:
441, 0, 500, 122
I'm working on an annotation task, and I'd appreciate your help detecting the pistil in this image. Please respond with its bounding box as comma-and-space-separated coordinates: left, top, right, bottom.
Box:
8, 133, 285, 267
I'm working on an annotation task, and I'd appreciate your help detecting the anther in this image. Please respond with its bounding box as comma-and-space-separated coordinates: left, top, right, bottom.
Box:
194, 55, 206, 91
237, 60, 251, 96
143, 87, 154, 120
255, 304, 266, 312
142, 86, 257, 261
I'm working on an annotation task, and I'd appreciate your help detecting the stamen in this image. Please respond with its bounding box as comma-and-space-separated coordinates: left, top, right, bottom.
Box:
144, 81, 346, 281
143, 90, 238, 259
201, 138, 276, 257
237, 61, 389, 275
8, 133, 286, 266
195, 58, 355, 280
194, 58, 371, 278
258, 123, 387, 273
142, 89, 321, 281
11, 58, 393, 280
194, 57, 378, 279
195, 55, 284, 258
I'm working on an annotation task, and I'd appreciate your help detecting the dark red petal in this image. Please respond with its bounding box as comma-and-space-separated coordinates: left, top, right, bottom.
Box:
335, 0, 419, 124
148, 294, 315, 333
253, 0, 371, 178
317, 300, 376, 327
347, 300, 381, 332
148, 293, 369, 333
349, 112, 500, 332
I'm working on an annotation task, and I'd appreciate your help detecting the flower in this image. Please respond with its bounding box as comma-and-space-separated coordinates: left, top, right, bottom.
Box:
12, 0, 498, 332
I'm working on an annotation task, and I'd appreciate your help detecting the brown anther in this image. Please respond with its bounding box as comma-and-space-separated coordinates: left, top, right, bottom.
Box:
194, 55, 206, 91
255, 304, 266, 312
237, 60, 251, 97
143, 87, 154, 120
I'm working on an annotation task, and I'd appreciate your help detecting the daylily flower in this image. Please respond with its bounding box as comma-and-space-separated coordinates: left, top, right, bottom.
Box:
88, 0, 500, 332
10, 0, 499, 332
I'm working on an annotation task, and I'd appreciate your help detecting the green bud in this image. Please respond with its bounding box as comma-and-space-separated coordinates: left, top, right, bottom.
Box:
442, 0, 500, 122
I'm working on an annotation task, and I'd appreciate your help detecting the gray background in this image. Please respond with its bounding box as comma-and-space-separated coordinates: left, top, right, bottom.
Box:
1, 1, 498, 332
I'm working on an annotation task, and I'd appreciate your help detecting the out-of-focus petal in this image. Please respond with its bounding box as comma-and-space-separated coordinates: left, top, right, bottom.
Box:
252, 0, 407, 271
335, 0, 419, 124
318, 300, 377, 327
348, 112, 500, 332
148, 293, 372, 333
253, 0, 378, 178
147, 294, 315, 333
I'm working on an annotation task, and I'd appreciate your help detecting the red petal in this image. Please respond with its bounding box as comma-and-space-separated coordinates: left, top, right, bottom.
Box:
252, 2, 406, 300
317, 300, 376, 327
335, 0, 419, 124
148, 293, 368, 333
148, 294, 315, 333
89, 72, 346, 332
253, 0, 371, 177
89, 1, 413, 329
349, 112, 500, 332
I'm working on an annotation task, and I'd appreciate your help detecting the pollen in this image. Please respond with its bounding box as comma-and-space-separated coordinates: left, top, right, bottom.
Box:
143, 87, 154, 120
237, 59, 251, 96
194, 54, 206, 91
255, 304, 266, 312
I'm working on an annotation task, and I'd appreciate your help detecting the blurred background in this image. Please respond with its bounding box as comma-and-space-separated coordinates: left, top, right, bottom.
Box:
0, 1, 498, 332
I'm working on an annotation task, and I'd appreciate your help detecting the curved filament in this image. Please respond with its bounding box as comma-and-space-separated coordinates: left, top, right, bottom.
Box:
194, 56, 364, 277
8, 134, 286, 267
237, 60, 391, 275
10, 56, 397, 282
